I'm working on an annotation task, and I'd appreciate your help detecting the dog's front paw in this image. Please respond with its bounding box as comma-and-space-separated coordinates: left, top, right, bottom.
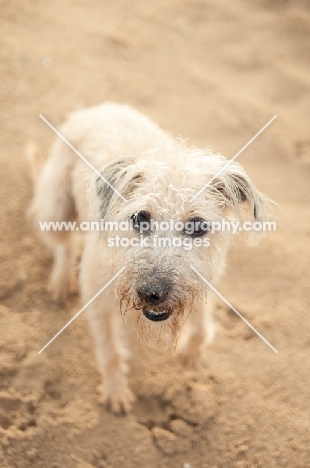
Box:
101, 385, 135, 414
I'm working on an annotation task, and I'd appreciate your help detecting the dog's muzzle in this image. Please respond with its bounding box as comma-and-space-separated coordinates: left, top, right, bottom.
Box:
137, 279, 171, 321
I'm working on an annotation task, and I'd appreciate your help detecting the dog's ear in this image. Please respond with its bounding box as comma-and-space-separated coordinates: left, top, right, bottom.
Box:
212, 162, 269, 222
96, 160, 143, 218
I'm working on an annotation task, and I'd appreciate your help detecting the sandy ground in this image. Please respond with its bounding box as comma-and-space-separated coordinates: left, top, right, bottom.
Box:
0, 0, 310, 467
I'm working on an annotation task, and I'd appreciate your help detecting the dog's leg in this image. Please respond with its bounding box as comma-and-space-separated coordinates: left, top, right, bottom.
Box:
178, 293, 216, 368
178, 302, 206, 369
80, 241, 133, 414
48, 240, 71, 301
86, 294, 134, 414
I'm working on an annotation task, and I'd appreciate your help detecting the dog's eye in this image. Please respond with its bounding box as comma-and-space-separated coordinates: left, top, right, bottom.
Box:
130, 210, 151, 232
186, 217, 209, 238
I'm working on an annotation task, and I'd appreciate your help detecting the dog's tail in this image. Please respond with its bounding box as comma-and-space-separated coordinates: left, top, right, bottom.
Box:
26, 136, 77, 235
26, 141, 45, 183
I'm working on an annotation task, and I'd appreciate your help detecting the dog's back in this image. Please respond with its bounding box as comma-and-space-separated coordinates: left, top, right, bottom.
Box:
28, 103, 170, 226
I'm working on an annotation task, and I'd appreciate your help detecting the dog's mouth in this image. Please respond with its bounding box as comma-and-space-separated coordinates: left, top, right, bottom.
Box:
142, 309, 171, 322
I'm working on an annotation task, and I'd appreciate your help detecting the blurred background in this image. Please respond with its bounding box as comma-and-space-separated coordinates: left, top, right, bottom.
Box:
0, 0, 309, 467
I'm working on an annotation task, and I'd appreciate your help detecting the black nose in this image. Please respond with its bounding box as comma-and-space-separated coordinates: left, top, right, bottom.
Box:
137, 282, 170, 305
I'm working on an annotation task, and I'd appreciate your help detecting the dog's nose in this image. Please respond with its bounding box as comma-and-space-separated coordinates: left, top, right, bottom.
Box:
137, 282, 170, 305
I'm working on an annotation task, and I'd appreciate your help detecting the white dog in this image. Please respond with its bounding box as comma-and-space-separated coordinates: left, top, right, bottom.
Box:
28, 103, 269, 413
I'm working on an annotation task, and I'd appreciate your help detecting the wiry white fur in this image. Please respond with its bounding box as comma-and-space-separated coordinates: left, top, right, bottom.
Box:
28, 102, 270, 413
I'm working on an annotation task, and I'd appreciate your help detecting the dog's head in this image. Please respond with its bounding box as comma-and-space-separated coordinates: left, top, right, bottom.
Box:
92, 146, 271, 350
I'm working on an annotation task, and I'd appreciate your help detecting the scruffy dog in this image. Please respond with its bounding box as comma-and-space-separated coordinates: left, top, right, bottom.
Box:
28, 103, 269, 413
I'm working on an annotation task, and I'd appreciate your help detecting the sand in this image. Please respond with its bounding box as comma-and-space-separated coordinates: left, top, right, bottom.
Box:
0, 0, 309, 466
